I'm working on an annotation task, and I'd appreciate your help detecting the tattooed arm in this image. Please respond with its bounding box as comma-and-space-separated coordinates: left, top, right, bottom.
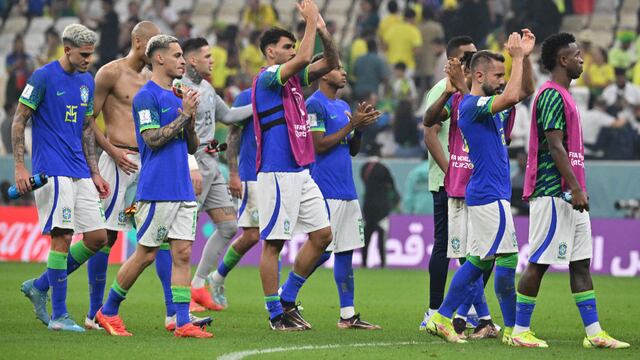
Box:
12, 103, 34, 193
141, 90, 200, 152
226, 124, 243, 198
308, 14, 339, 83
83, 116, 110, 198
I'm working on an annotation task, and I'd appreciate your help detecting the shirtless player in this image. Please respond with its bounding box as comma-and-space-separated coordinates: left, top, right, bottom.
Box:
87, 21, 210, 331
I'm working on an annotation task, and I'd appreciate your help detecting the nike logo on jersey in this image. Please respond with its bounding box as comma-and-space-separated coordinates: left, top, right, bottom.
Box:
56, 91, 65, 96
330, 115, 337, 119
161, 107, 171, 113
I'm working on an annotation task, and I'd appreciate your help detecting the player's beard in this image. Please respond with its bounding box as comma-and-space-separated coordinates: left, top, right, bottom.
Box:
481, 82, 504, 96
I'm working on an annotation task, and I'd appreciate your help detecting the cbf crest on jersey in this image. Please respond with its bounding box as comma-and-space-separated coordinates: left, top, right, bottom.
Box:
80, 85, 89, 104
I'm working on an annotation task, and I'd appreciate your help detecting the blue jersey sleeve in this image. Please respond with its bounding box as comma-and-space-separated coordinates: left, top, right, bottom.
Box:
19, 68, 47, 111
257, 65, 310, 89
307, 99, 326, 132
232, 89, 252, 129
468, 95, 496, 119
133, 91, 160, 132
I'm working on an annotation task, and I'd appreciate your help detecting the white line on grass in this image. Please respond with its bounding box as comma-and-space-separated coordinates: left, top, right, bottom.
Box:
217, 341, 424, 360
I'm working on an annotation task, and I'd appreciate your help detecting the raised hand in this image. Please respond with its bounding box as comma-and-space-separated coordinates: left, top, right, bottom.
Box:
348, 102, 381, 129
505, 32, 524, 59
182, 89, 200, 121
445, 57, 466, 93
317, 11, 327, 30
521, 28, 536, 56
296, 0, 319, 23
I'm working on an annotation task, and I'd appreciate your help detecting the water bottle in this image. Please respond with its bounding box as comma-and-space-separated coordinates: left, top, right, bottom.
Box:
561, 191, 572, 203
7, 173, 48, 199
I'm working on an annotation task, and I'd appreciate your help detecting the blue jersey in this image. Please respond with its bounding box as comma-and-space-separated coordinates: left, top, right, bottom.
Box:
19, 61, 94, 178
457, 94, 513, 206
254, 64, 310, 173
133, 81, 195, 202
234, 89, 256, 181
307, 91, 357, 200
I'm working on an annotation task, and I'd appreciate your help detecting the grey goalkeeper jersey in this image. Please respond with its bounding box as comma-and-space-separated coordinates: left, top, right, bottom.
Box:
181, 76, 229, 146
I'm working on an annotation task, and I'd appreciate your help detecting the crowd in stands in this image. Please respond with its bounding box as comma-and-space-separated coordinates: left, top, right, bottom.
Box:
1, 0, 640, 209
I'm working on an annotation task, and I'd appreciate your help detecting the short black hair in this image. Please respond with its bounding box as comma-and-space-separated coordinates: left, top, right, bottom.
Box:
311, 53, 324, 63
394, 62, 407, 71
460, 51, 476, 69
388, 0, 398, 13
249, 29, 261, 44
470, 50, 505, 71
614, 67, 626, 76
446, 36, 474, 58
404, 8, 416, 19
181, 37, 208, 56
541, 32, 576, 72
366, 38, 377, 52
259, 27, 296, 55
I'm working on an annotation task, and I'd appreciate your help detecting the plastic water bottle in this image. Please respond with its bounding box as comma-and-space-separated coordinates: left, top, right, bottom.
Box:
561, 191, 572, 203
7, 173, 48, 199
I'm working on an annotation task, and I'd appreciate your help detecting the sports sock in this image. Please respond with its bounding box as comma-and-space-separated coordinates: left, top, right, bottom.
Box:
101, 280, 128, 316
192, 221, 237, 288
514, 292, 536, 335
574, 290, 601, 337
310, 251, 332, 276
47, 251, 69, 320
280, 271, 307, 306
214, 245, 243, 281
334, 251, 355, 317
265, 294, 283, 320
171, 286, 191, 327
87, 245, 110, 319
34, 241, 96, 293
156, 244, 175, 317
438, 259, 485, 318
494, 257, 517, 327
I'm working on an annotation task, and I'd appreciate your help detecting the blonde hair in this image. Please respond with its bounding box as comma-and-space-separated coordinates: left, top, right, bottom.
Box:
145, 34, 179, 58
61, 24, 97, 47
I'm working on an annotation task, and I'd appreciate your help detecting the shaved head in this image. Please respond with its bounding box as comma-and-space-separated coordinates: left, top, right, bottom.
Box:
132, 21, 160, 40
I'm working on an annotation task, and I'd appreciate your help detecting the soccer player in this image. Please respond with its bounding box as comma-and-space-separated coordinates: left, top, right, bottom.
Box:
306, 53, 382, 329
207, 88, 260, 307
511, 33, 630, 349
15, 24, 109, 332
253, 0, 339, 331
179, 37, 253, 311
420, 36, 477, 331
96, 34, 212, 338
88, 22, 210, 331
422, 53, 501, 339
426, 30, 536, 344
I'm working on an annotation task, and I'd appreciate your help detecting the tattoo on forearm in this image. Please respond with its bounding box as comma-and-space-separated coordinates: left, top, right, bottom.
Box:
141, 113, 191, 149
226, 126, 241, 173
319, 29, 338, 68
82, 117, 99, 174
11, 105, 32, 165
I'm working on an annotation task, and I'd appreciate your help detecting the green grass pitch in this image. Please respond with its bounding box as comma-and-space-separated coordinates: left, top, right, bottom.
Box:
0, 262, 637, 359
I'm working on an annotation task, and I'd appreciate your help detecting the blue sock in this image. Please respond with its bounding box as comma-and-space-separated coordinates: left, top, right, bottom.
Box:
101, 281, 128, 316
494, 265, 516, 327
280, 271, 307, 305
456, 280, 475, 318
175, 302, 190, 327
46, 251, 69, 320
87, 247, 110, 319
574, 290, 599, 327
310, 251, 332, 276
155, 248, 175, 317
171, 286, 190, 327
472, 277, 491, 318
33, 272, 50, 292
438, 261, 483, 318
265, 294, 283, 320
515, 292, 536, 328
334, 251, 355, 308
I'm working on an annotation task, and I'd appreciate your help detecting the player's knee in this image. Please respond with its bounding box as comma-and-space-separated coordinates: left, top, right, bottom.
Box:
569, 259, 591, 276
171, 245, 192, 265
311, 227, 333, 249
466, 255, 493, 271
106, 230, 118, 247
262, 240, 284, 257
217, 220, 238, 239
496, 253, 518, 269
50, 227, 74, 241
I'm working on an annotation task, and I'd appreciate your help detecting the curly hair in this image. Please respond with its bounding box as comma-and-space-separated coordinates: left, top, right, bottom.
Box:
541, 32, 576, 72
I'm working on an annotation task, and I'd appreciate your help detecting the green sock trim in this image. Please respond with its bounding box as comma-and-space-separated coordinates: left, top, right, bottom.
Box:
171, 286, 191, 303
516, 292, 537, 304
47, 251, 68, 270
99, 245, 111, 255
264, 295, 280, 302
573, 290, 595, 303
466, 255, 493, 271
112, 280, 128, 298
69, 241, 95, 264
496, 253, 518, 269
223, 246, 242, 268
159, 243, 170, 251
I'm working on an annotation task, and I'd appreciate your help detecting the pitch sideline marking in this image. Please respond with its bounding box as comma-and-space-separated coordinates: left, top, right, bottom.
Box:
217, 341, 424, 360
